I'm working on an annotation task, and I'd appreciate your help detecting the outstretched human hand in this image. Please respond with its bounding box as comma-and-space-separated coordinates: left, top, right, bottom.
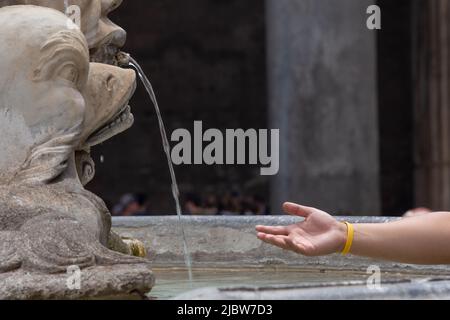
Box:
256, 202, 347, 256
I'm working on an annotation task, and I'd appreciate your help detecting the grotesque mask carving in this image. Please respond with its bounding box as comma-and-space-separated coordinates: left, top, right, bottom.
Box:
0, 6, 152, 299
0, 0, 126, 64
0, 0, 130, 185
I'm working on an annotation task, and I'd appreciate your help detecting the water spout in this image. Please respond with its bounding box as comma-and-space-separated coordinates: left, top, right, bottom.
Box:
123, 55, 193, 283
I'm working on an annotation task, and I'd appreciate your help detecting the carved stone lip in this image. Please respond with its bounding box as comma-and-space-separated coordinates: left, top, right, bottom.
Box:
84, 103, 134, 148
81, 74, 137, 149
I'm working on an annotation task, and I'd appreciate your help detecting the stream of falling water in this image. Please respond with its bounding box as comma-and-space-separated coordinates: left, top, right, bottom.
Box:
128, 57, 193, 284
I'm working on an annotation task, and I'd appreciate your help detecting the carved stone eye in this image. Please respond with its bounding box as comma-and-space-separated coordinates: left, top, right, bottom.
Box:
58, 64, 79, 84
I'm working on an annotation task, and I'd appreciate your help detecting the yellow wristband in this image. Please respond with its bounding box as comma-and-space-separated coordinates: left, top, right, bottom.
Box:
341, 222, 354, 256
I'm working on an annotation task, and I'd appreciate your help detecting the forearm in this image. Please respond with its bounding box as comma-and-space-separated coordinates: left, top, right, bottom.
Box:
348, 212, 450, 264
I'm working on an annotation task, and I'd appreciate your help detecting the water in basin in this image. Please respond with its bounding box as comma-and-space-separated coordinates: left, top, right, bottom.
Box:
148, 267, 435, 300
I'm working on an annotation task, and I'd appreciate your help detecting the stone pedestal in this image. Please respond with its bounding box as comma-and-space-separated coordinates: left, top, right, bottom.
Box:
267, 0, 380, 215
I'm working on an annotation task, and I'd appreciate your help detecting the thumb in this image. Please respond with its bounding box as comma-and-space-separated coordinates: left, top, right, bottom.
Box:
283, 202, 313, 218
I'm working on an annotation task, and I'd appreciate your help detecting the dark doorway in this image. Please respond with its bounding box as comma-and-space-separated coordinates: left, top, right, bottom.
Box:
377, 0, 415, 216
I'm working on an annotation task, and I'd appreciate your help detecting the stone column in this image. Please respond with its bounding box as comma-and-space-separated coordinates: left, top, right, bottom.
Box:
413, 0, 450, 210
266, 0, 380, 215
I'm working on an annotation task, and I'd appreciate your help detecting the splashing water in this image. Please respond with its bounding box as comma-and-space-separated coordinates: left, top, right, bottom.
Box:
127, 56, 193, 283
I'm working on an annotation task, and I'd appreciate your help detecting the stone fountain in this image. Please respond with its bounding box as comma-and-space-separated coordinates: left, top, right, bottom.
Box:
0, 3, 154, 299
3, 0, 450, 302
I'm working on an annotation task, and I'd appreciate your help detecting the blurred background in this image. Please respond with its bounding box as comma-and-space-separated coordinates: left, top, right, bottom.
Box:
86, 0, 450, 217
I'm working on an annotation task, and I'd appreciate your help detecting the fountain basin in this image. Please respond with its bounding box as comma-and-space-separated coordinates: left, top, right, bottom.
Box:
112, 216, 450, 300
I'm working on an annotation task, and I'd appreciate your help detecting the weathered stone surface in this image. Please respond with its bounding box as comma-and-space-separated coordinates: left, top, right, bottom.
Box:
0, 6, 153, 299
113, 216, 450, 273
0, 264, 154, 300
114, 216, 450, 300
173, 279, 450, 300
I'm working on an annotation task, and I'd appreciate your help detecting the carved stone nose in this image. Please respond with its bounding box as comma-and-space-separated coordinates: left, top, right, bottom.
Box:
89, 20, 127, 64
102, 0, 126, 47
109, 25, 127, 48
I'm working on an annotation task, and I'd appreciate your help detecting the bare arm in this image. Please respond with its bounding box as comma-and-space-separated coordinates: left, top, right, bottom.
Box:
256, 202, 450, 265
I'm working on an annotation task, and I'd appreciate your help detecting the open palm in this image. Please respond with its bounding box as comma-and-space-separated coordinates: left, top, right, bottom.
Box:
256, 202, 347, 256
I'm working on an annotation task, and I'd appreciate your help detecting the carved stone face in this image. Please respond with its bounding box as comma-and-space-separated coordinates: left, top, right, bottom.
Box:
0, 6, 135, 185
0, 6, 152, 298
0, 0, 126, 63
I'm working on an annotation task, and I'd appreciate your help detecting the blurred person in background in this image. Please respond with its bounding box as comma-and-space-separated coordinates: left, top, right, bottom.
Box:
203, 194, 219, 215
184, 193, 204, 215
252, 194, 269, 215
403, 207, 432, 218
218, 192, 241, 215
241, 196, 258, 215
182, 192, 269, 216
113, 193, 151, 216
